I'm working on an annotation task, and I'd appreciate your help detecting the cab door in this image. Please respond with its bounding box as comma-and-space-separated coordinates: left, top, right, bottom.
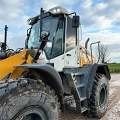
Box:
64, 16, 79, 67
49, 17, 65, 71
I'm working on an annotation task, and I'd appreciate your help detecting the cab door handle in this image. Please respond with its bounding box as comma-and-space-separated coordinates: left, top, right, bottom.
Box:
66, 54, 71, 56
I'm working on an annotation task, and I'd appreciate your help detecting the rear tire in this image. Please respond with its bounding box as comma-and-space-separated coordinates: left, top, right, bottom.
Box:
0, 78, 59, 120
88, 73, 109, 118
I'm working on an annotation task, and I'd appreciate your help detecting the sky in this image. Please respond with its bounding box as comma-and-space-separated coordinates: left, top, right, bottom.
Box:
0, 0, 120, 62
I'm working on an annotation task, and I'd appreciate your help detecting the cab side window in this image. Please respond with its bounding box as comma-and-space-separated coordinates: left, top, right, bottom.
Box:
66, 17, 76, 52
51, 19, 64, 56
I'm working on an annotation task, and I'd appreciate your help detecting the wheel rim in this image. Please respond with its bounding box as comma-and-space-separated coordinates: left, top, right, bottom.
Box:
14, 107, 47, 120
21, 113, 42, 120
99, 84, 107, 108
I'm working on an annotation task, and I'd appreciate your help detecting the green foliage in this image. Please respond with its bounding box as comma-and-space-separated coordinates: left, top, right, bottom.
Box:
107, 63, 120, 73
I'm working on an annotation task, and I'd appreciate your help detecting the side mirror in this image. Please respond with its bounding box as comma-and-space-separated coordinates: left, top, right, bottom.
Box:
41, 30, 50, 40
72, 16, 80, 28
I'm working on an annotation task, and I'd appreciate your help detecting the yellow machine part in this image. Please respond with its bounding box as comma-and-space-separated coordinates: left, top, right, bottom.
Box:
80, 46, 96, 67
9, 68, 28, 79
0, 49, 33, 80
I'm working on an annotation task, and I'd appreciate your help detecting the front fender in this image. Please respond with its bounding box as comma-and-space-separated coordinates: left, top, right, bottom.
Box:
15, 64, 64, 96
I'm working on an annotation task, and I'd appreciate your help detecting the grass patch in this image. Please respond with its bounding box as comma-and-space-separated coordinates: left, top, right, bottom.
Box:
107, 63, 120, 73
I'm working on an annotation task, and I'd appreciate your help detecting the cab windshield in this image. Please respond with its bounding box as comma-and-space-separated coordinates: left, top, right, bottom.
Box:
27, 15, 64, 59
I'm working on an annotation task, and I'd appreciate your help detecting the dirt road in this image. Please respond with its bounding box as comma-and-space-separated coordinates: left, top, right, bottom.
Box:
60, 74, 120, 120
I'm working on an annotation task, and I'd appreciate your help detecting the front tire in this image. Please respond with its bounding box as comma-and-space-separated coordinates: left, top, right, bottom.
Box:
88, 73, 109, 118
0, 78, 59, 120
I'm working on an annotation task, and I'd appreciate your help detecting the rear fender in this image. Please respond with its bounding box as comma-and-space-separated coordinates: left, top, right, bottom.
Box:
87, 63, 110, 98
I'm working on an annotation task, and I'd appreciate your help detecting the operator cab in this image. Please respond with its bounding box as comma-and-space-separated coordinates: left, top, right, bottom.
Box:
26, 6, 80, 71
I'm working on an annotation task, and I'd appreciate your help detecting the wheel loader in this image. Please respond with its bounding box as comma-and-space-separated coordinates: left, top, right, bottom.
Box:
0, 6, 110, 120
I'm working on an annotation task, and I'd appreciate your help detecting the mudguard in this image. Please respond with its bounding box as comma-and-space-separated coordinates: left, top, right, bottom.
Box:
87, 63, 111, 98
15, 63, 64, 96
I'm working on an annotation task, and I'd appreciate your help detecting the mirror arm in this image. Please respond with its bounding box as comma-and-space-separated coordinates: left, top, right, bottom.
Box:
32, 8, 45, 62
27, 28, 31, 37
32, 39, 48, 63
68, 12, 76, 16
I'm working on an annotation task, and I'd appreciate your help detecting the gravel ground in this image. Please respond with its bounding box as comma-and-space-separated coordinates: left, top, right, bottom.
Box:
102, 74, 120, 120
60, 73, 120, 120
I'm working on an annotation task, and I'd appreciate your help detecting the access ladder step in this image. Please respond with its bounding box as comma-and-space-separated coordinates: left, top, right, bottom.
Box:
81, 107, 88, 113
76, 84, 85, 88
80, 96, 86, 101
74, 72, 85, 76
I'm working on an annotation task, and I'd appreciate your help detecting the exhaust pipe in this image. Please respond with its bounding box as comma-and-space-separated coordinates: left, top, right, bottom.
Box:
85, 38, 89, 49
3, 25, 8, 51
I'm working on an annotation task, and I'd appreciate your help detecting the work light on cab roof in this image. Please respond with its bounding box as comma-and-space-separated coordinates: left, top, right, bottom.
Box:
27, 6, 69, 25
48, 6, 69, 15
